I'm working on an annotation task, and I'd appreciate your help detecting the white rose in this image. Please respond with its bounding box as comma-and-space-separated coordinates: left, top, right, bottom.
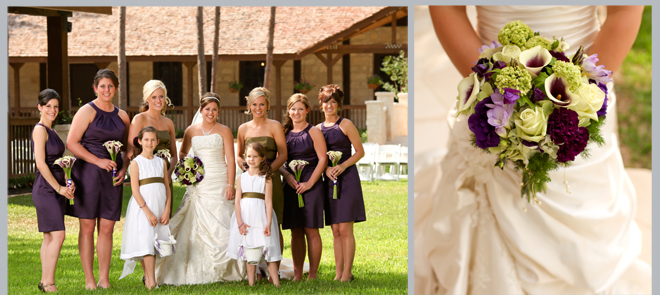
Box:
514, 101, 553, 142
569, 83, 605, 125
501, 45, 522, 59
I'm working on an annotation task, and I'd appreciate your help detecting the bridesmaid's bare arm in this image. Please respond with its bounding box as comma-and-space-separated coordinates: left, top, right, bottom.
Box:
236, 124, 247, 171
588, 6, 644, 74
269, 120, 288, 171
429, 6, 483, 77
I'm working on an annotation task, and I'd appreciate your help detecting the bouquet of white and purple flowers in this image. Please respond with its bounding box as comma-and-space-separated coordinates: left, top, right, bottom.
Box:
103, 140, 123, 185
155, 149, 171, 160
289, 159, 309, 208
458, 20, 610, 203
53, 156, 76, 205
174, 156, 204, 186
327, 151, 343, 199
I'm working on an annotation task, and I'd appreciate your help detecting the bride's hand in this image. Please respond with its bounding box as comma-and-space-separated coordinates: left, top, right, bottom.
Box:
226, 186, 236, 201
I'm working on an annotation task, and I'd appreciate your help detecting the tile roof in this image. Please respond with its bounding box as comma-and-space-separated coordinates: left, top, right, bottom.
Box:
8, 6, 387, 58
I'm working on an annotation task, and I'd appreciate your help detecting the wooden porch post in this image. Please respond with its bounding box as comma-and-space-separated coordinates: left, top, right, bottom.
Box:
315, 52, 343, 85
274, 60, 286, 121
47, 13, 70, 113
391, 12, 397, 44
184, 61, 196, 125
9, 63, 23, 117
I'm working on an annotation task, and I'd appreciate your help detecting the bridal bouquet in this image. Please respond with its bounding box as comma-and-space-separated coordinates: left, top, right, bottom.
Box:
174, 156, 204, 186
289, 160, 309, 208
103, 140, 123, 185
155, 149, 171, 160
53, 156, 76, 205
327, 151, 343, 199
458, 20, 610, 203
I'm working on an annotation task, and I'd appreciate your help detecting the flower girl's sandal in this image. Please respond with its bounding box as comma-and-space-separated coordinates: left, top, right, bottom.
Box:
38, 282, 45, 292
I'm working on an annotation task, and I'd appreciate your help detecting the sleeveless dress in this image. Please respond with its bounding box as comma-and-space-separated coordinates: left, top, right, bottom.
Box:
31, 123, 67, 232
244, 136, 284, 225
321, 118, 366, 225
414, 6, 651, 295
282, 124, 325, 229
119, 155, 169, 279
67, 102, 125, 221
227, 171, 282, 263
155, 133, 246, 284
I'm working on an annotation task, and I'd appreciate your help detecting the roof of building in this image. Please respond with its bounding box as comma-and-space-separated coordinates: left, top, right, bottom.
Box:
9, 6, 393, 58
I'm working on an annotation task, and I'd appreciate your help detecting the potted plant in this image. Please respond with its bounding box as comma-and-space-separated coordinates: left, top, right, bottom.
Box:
294, 79, 314, 94
380, 50, 408, 99
228, 80, 243, 93
367, 75, 382, 90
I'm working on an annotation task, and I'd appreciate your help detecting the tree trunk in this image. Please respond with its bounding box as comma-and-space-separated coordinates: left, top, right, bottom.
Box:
263, 6, 276, 89
117, 7, 127, 109
210, 7, 220, 93
196, 6, 206, 99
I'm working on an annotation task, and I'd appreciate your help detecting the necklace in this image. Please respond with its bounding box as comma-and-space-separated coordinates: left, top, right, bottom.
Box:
202, 124, 216, 136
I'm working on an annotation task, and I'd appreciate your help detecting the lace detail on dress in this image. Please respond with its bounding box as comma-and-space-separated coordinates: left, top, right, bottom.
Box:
191, 133, 224, 152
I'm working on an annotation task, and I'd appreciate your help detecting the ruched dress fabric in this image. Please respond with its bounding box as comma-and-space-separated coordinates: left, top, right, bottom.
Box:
67, 102, 125, 221
227, 171, 282, 263
282, 124, 325, 229
244, 136, 284, 225
155, 133, 246, 284
31, 123, 67, 232
414, 6, 651, 295
321, 118, 366, 225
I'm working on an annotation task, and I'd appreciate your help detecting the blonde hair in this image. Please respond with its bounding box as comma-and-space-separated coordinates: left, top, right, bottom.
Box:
244, 87, 271, 114
141, 80, 173, 115
282, 93, 311, 135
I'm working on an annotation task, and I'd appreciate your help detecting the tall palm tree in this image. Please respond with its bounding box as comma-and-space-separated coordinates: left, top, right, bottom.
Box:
210, 7, 220, 93
263, 6, 275, 89
196, 6, 206, 98
117, 6, 127, 109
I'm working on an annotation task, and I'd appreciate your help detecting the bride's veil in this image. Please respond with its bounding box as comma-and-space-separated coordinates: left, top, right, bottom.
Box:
187, 107, 203, 157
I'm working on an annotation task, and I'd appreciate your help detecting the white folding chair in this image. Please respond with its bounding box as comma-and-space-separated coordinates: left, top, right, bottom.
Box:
398, 146, 408, 179
356, 143, 378, 182
374, 144, 400, 181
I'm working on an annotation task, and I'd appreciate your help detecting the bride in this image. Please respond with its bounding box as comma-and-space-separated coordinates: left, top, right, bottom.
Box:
155, 92, 246, 284
415, 6, 650, 294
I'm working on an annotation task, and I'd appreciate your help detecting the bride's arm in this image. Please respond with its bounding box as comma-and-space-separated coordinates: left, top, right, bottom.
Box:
588, 6, 644, 74
429, 6, 483, 77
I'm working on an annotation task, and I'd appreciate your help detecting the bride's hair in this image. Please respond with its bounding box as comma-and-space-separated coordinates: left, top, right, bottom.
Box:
282, 93, 311, 135
318, 84, 344, 115
140, 80, 173, 116
245, 142, 272, 180
244, 87, 271, 115
132, 126, 159, 161
200, 92, 221, 109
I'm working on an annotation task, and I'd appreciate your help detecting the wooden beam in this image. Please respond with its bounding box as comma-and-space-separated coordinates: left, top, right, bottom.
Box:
35, 7, 113, 15
8, 7, 72, 17
330, 53, 343, 66
341, 8, 407, 41
94, 62, 111, 69
391, 12, 397, 44
47, 14, 70, 112
183, 61, 196, 123
10, 63, 24, 116
317, 44, 407, 55
326, 53, 333, 84
314, 52, 328, 66
274, 61, 286, 122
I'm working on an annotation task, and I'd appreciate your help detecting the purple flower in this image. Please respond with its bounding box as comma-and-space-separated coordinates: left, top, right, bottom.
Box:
468, 97, 501, 149
485, 103, 513, 137
471, 58, 490, 77
557, 127, 589, 163
549, 50, 570, 63
196, 172, 203, 182
530, 86, 545, 103
547, 107, 579, 145
591, 81, 608, 117
479, 41, 501, 54
582, 54, 612, 84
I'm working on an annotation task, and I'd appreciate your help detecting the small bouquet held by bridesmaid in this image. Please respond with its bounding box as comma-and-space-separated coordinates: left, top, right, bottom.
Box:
103, 140, 123, 185
457, 20, 610, 204
327, 151, 343, 199
174, 156, 204, 186
53, 156, 76, 205
155, 149, 171, 160
289, 160, 309, 208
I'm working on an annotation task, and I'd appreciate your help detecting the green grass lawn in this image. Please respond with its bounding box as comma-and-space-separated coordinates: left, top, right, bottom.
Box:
8, 180, 407, 294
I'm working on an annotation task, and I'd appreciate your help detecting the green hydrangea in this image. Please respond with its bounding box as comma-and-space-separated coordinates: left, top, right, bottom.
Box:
552, 61, 582, 92
525, 35, 553, 51
498, 20, 534, 49
494, 66, 532, 95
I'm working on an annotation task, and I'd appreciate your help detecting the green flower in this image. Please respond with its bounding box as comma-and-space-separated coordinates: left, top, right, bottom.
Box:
494, 65, 532, 95
498, 20, 534, 49
525, 35, 553, 51
552, 61, 582, 92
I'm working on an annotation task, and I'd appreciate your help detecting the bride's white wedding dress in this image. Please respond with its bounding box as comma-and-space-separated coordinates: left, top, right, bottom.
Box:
414, 6, 651, 294
155, 133, 246, 284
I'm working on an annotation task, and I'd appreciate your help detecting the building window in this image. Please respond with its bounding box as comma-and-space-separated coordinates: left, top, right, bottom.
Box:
238, 61, 265, 106
70, 64, 100, 105
153, 62, 183, 106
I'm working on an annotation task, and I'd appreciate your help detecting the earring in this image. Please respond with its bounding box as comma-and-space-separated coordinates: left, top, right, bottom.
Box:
95, 92, 98, 97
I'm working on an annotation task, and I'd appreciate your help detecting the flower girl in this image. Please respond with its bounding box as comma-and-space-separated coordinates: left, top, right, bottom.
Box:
120, 126, 172, 289
227, 142, 282, 287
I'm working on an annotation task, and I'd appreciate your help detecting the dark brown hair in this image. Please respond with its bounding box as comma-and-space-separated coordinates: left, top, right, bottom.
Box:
93, 69, 119, 89
282, 93, 311, 135
200, 92, 221, 110
37, 88, 60, 106
318, 84, 344, 114
245, 142, 272, 180
131, 126, 159, 161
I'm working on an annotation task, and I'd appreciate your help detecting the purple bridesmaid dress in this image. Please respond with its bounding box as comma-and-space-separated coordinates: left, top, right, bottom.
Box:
31, 123, 67, 232
282, 124, 325, 229
66, 102, 125, 221
321, 117, 366, 225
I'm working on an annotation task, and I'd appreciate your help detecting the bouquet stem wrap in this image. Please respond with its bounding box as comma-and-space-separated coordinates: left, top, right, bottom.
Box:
327, 151, 343, 199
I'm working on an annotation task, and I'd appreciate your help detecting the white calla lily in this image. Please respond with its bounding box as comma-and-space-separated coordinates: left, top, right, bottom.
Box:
457, 72, 480, 113
519, 45, 552, 77
544, 73, 577, 107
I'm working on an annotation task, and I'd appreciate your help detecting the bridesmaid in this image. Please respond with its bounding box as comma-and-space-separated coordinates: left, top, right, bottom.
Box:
316, 84, 366, 282
66, 69, 130, 290
31, 89, 75, 293
236, 87, 287, 265
280, 94, 327, 281
126, 80, 177, 215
